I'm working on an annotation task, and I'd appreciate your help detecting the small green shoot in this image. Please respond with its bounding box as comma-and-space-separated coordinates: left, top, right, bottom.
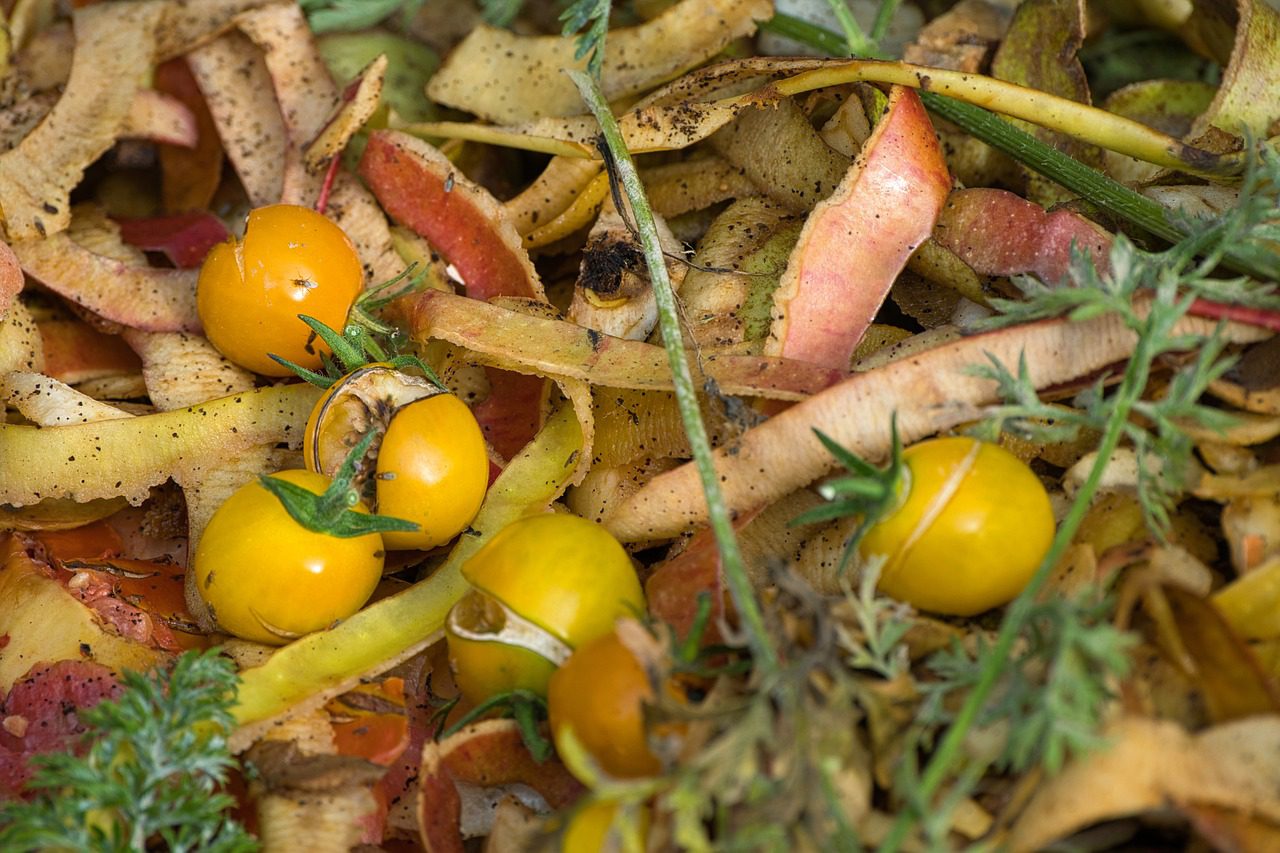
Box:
259, 429, 419, 538
790, 416, 905, 575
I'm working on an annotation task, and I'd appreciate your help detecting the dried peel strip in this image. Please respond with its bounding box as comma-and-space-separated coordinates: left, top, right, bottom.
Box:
602, 309, 1271, 542
187, 31, 286, 207
0, 383, 319, 508
0, 2, 162, 240
304, 54, 387, 172
426, 0, 773, 124
402, 288, 844, 400
2, 371, 134, 426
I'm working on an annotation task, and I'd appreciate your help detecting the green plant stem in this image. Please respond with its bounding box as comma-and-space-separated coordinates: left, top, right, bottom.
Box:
870, 0, 900, 42
821, 0, 872, 57
760, 13, 1269, 281
569, 69, 779, 674
876, 334, 1156, 853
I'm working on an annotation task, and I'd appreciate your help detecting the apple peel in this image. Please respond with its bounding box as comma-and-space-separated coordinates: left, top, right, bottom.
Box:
121, 89, 198, 147
116, 212, 230, 269
304, 53, 387, 173
186, 31, 286, 207
0, 2, 161, 240
417, 720, 584, 853
13, 225, 200, 333
427, 0, 772, 124
403, 288, 844, 400
360, 131, 544, 302
765, 86, 952, 370
933, 187, 1110, 284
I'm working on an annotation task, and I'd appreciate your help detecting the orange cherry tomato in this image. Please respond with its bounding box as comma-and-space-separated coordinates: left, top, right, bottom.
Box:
548, 629, 662, 780
197, 204, 363, 376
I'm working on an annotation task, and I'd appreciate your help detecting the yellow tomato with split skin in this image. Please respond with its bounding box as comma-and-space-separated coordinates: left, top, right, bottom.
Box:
304, 365, 489, 551
192, 470, 384, 645
197, 204, 364, 376
446, 513, 645, 703
861, 436, 1055, 616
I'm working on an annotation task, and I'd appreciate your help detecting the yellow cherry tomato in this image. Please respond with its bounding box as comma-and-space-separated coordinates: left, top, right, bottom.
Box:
446, 514, 645, 703
376, 393, 488, 550
548, 629, 661, 779
560, 800, 649, 853
197, 204, 363, 376
861, 436, 1054, 616
304, 366, 489, 551
192, 470, 384, 645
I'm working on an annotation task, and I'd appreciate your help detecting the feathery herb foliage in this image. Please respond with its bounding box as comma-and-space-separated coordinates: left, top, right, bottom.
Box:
0, 651, 256, 853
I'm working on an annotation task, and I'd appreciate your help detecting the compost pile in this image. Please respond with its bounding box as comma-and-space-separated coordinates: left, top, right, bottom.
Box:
1, 0, 1279, 850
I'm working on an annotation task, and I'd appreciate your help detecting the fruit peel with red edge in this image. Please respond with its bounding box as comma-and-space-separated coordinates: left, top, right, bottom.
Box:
765, 85, 952, 371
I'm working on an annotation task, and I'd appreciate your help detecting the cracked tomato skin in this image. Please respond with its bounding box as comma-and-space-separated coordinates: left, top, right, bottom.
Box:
196, 204, 363, 376
861, 436, 1055, 616
192, 470, 384, 645
446, 514, 645, 703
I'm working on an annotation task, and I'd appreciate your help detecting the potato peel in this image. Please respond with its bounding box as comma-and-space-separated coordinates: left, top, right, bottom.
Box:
0, 383, 319, 508
426, 0, 773, 124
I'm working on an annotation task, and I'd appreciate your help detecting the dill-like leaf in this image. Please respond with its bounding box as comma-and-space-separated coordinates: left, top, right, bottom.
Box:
0, 650, 256, 853
560, 0, 612, 77
918, 595, 1134, 775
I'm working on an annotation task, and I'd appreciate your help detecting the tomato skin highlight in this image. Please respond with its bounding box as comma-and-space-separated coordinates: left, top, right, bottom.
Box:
548, 630, 661, 780
196, 204, 363, 376
376, 394, 489, 551
192, 469, 384, 645
446, 514, 645, 703
861, 436, 1055, 616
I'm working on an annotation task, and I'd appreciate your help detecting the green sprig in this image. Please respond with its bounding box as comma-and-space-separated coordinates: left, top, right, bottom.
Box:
259, 429, 418, 538
0, 651, 256, 853
790, 416, 905, 575
438, 689, 553, 761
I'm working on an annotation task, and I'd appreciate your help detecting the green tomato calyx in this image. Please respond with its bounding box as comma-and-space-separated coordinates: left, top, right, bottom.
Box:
259, 428, 418, 538
789, 413, 906, 574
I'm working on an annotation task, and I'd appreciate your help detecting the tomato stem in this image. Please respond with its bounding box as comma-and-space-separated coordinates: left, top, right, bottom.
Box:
570, 70, 780, 675
259, 429, 419, 538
